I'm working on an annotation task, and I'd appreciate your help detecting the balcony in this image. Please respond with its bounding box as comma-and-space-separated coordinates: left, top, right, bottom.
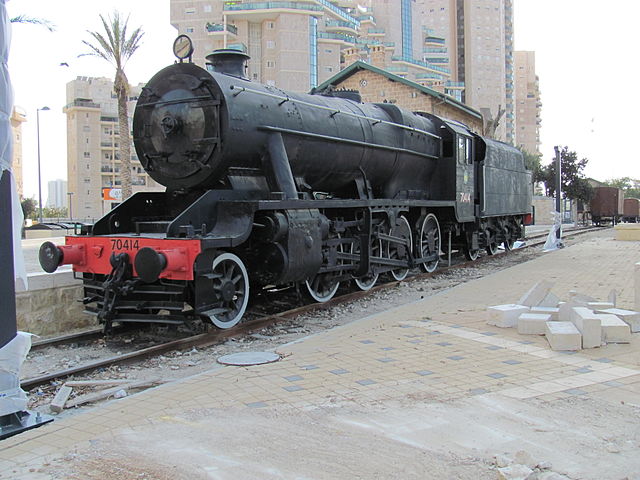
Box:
415, 73, 445, 80
325, 19, 358, 35
424, 57, 449, 64
387, 65, 409, 75
424, 47, 447, 54
206, 22, 238, 36
391, 56, 450, 75
100, 165, 113, 173
316, 0, 360, 26
223, 2, 324, 20
367, 28, 385, 37
425, 36, 445, 45
358, 15, 375, 25
444, 80, 464, 89
318, 31, 356, 45
65, 100, 100, 109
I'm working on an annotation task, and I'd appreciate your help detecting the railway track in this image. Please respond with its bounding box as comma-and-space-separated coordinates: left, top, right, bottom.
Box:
22, 224, 604, 391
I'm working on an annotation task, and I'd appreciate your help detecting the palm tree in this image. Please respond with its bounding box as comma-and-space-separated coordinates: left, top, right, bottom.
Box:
10, 15, 55, 31
81, 11, 144, 201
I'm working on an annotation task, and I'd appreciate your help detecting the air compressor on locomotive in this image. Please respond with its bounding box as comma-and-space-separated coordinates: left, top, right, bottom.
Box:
39, 35, 532, 331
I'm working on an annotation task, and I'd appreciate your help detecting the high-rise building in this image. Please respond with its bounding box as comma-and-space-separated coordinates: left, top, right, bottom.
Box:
64, 76, 163, 222
169, 0, 453, 93
10, 106, 26, 198
514, 50, 541, 155
420, 0, 514, 142
46, 179, 67, 209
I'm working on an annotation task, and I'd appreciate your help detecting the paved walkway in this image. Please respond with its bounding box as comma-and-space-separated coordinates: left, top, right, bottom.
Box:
2, 230, 640, 479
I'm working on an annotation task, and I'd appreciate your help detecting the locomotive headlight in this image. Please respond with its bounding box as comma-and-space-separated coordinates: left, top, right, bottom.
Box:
173, 34, 194, 61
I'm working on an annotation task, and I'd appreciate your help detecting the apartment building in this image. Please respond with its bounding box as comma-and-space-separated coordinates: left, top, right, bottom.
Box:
420, 0, 515, 142
514, 50, 541, 155
10, 106, 26, 198
46, 179, 67, 209
64, 77, 163, 222
169, 0, 454, 93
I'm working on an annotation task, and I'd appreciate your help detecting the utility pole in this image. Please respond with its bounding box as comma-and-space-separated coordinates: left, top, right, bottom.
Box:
554, 146, 562, 241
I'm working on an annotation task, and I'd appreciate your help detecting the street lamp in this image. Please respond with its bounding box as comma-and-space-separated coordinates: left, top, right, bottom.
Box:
67, 191, 74, 221
36, 106, 50, 223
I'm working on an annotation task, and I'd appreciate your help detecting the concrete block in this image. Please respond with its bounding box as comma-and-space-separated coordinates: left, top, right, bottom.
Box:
487, 304, 530, 328
568, 290, 596, 305
538, 292, 560, 308
587, 302, 614, 311
594, 314, 631, 343
609, 288, 617, 308
545, 321, 582, 351
518, 280, 554, 307
517, 313, 553, 335
596, 308, 640, 333
558, 301, 579, 322
570, 307, 602, 349
530, 306, 560, 320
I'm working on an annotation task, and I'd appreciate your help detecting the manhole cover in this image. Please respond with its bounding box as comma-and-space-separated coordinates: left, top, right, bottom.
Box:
217, 351, 281, 366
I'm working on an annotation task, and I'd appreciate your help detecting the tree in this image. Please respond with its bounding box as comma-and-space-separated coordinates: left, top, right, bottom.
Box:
81, 11, 144, 201
541, 147, 593, 204
21, 197, 36, 220
519, 149, 545, 184
10, 15, 55, 31
604, 177, 640, 199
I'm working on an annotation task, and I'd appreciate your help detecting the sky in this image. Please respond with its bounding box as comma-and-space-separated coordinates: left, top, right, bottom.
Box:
6, 0, 640, 202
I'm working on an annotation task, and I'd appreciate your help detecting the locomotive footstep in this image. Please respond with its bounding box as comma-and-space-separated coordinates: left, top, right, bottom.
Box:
217, 352, 281, 366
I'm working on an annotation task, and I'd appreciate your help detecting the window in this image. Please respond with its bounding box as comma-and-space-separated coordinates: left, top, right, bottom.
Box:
457, 136, 472, 164
83, 152, 90, 158
185, 7, 195, 14
325, 49, 332, 54
266, 61, 275, 68
268, 22, 275, 29
186, 27, 194, 33
266, 40, 275, 49
83, 125, 90, 132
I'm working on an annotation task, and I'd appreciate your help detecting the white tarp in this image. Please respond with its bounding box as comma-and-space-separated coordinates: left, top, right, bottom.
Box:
0, 332, 32, 416
542, 211, 564, 252
0, 0, 27, 290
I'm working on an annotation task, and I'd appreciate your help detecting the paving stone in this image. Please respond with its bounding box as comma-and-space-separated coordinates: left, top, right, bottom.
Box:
517, 312, 553, 335
415, 370, 434, 376
486, 345, 503, 350
447, 355, 464, 361
545, 321, 582, 351
518, 280, 554, 307
330, 369, 349, 375
359, 340, 375, 344
246, 402, 268, 408
381, 347, 395, 351
284, 375, 303, 382
603, 380, 624, 387
377, 357, 395, 363
503, 359, 522, 365
574, 367, 593, 373
436, 342, 452, 346
595, 308, 640, 333
469, 388, 488, 395
301, 365, 319, 370
570, 307, 602, 349
595, 357, 614, 363
487, 304, 530, 328
594, 314, 631, 344
564, 388, 587, 395
283, 385, 304, 392
481, 331, 498, 336
487, 373, 507, 379
356, 379, 376, 386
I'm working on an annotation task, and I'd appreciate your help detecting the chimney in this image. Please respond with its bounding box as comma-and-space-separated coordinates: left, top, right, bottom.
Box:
205, 49, 251, 79
343, 47, 361, 67
370, 45, 386, 68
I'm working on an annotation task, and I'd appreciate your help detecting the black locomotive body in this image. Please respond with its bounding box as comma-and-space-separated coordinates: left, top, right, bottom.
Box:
40, 42, 532, 330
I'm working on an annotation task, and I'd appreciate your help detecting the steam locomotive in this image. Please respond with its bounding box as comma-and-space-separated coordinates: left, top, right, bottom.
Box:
39, 35, 532, 331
